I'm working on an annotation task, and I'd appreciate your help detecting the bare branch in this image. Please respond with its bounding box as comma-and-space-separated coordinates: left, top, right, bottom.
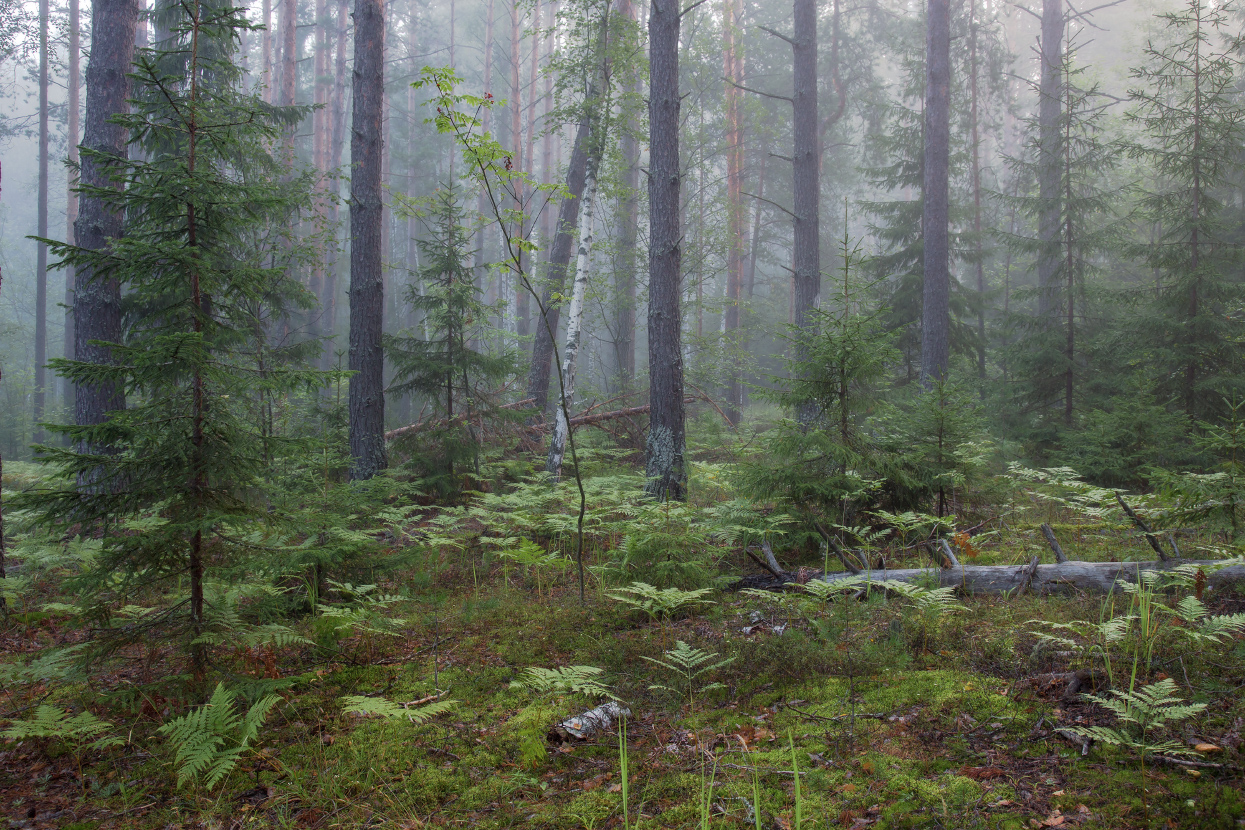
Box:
756, 24, 795, 45
725, 78, 793, 103
743, 189, 795, 218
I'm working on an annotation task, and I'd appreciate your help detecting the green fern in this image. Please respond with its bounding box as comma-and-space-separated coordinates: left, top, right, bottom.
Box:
1171, 596, 1245, 646
0, 645, 86, 686
1071, 678, 1206, 760
800, 577, 870, 602
511, 665, 618, 700
2, 705, 122, 787
2, 705, 121, 749
157, 683, 280, 790
607, 582, 716, 624
340, 695, 457, 723
642, 641, 735, 709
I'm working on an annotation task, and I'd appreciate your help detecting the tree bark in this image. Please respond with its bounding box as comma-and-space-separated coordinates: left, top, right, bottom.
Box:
612, 0, 640, 391
348, 0, 387, 480
75, 0, 137, 432
262, 0, 272, 102
527, 112, 592, 413
280, 0, 296, 164
920, 0, 951, 385
509, 0, 528, 337
64, 0, 81, 412
474, 0, 496, 314
546, 143, 602, 477
323, 0, 349, 369
35, 0, 49, 439
644, 0, 686, 501
970, 0, 985, 382
1036, 0, 1063, 324
311, 0, 329, 345
1, 161, 6, 607
791, 0, 819, 335
722, 0, 744, 424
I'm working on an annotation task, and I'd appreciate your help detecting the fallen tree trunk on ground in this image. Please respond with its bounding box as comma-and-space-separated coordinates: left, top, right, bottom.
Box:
385, 399, 535, 442
733, 558, 1245, 596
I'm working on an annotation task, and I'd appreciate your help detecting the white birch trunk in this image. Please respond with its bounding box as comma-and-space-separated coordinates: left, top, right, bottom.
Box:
545, 157, 601, 477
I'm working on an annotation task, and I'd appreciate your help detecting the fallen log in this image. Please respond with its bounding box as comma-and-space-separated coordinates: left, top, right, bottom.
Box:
733, 558, 1245, 597
385, 398, 535, 442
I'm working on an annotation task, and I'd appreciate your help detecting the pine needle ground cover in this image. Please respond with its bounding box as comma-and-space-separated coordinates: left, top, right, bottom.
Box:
2, 462, 1245, 829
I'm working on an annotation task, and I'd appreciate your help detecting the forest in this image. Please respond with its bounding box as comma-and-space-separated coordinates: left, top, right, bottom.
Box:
3, 0, 1245, 826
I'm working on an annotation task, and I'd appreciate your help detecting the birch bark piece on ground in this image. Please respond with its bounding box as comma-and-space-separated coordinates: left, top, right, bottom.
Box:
550, 702, 631, 741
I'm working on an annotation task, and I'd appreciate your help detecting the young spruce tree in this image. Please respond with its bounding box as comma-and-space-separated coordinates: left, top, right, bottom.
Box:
26, 0, 321, 677
387, 186, 515, 492
1127, 0, 1245, 420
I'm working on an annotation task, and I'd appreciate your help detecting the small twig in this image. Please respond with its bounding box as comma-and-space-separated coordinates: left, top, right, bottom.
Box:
403, 690, 448, 708
1146, 753, 1240, 771
785, 704, 885, 723
718, 762, 805, 776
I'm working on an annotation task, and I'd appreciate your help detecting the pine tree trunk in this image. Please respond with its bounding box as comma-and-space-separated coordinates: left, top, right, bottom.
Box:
35, 0, 49, 438
407, 4, 420, 336
920, 0, 951, 385
546, 152, 601, 477
1036, 0, 1063, 324
1, 161, 6, 607
509, 0, 528, 338
722, 0, 744, 424
746, 147, 766, 300
262, 0, 272, 102
539, 0, 554, 247
349, 0, 388, 480
75, 0, 137, 433
474, 0, 496, 315
970, 0, 986, 382
323, 0, 349, 368
527, 111, 592, 414
524, 0, 540, 204
311, 0, 329, 345
613, 0, 640, 391
644, 0, 686, 501
791, 0, 819, 335
64, 0, 80, 412
381, 91, 392, 333
1063, 39, 1075, 426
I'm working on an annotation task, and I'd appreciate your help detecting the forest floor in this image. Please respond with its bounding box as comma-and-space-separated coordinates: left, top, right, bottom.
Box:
2, 460, 1245, 829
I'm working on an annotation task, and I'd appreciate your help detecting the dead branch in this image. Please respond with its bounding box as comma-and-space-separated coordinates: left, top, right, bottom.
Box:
1040, 523, 1069, 563
1114, 493, 1171, 561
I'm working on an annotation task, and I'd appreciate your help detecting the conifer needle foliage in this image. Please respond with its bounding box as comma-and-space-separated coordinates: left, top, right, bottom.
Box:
386, 184, 516, 490
20, 0, 326, 673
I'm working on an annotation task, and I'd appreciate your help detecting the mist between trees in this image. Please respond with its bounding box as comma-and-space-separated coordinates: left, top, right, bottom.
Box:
0, 0, 1244, 505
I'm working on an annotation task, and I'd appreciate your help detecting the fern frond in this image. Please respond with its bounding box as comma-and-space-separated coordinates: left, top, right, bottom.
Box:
157, 683, 279, 790
512, 665, 617, 700
340, 694, 457, 724
1, 705, 122, 750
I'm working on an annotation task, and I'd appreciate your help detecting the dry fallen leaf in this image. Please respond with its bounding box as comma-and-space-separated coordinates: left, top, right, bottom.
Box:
1194, 743, 1222, 753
